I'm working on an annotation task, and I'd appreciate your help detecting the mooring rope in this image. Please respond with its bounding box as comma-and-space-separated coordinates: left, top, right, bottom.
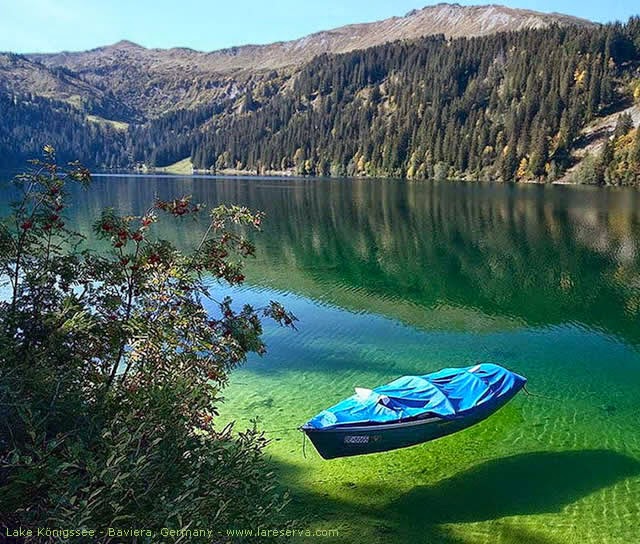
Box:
258, 425, 308, 458
522, 384, 561, 402
263, 426, 301, 434
302, 431, 307, 459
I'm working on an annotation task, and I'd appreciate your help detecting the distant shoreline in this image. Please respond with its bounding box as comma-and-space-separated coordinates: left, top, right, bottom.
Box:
91, 170, 637, 190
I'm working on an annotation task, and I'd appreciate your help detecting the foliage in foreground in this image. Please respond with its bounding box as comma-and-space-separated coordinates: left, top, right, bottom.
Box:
0, 147, 296, 541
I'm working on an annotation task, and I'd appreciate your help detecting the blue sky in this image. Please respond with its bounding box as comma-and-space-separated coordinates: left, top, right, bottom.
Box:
1, 0, 638, 54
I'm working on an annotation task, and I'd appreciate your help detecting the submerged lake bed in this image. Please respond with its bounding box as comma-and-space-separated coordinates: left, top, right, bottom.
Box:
3, 173, 640, 543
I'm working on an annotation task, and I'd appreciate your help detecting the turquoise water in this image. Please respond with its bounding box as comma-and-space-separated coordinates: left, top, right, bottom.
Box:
3, 174, 640, 542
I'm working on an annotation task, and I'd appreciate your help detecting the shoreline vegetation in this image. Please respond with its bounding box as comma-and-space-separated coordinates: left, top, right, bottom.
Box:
132, 118, 640, 188
128, 97, 640, 186
0, 149, 297, 541
138, 102, 640, 186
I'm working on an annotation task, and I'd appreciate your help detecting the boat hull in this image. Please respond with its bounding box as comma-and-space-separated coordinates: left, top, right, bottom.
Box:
302, 389, 518, 459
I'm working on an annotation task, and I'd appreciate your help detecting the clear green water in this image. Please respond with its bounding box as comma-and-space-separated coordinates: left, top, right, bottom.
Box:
3, 174, 640, 542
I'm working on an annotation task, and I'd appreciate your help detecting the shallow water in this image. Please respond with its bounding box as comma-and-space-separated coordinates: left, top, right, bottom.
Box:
3, 174, 640, 542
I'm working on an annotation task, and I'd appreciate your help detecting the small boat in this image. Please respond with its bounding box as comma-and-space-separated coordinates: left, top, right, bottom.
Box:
301, 363, 526, 459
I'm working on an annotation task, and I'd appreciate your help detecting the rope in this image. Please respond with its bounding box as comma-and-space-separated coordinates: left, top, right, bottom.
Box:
522, 384, 561, 402
260, 425, 309, 458
302, 431, 307, 459
263, 427, 307, 459
263, 426, 301, 434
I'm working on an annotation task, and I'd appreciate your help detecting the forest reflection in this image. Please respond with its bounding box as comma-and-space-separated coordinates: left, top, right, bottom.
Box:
28, 175, 640, 345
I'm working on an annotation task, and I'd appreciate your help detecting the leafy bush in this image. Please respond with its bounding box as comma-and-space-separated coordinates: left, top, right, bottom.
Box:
0, 147, 296, 540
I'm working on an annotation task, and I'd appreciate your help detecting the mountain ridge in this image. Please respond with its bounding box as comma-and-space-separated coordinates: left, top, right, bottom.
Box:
27, 3, 596, 74
9, 3, 597, 119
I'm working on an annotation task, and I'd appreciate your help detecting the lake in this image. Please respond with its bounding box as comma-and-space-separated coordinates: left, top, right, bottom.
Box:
3, 173, 640, 543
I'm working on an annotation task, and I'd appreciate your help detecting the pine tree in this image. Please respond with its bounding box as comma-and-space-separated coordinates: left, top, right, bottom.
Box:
529, 125, 549, 178
501, 138, 518, 182
587, 60, 602, 117
631, 128, 640, 168
599, 139, 616, 184
614, 113, 634, 139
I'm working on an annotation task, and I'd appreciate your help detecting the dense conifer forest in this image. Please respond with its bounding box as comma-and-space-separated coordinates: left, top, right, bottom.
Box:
0, 94, 126, 169
190, 21, 640, 182
2, 19, 640, 183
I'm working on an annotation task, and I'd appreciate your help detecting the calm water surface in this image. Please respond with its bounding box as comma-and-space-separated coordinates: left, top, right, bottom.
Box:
3, 174, 640, 543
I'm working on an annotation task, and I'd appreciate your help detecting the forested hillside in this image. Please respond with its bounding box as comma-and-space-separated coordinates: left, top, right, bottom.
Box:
189, 21, 640, 182
0, 93, 126, 169
1, 13, 640, 183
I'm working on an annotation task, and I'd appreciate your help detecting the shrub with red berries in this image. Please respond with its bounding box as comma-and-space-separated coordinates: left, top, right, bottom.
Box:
0, 146, 296, 535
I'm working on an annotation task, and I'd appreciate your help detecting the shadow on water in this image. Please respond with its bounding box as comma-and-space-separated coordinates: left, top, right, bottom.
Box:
274, 449, 640, 543
391, 450, 640, 523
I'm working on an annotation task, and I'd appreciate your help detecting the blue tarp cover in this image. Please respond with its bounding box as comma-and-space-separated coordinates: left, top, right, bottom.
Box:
304, 363, 526, 430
